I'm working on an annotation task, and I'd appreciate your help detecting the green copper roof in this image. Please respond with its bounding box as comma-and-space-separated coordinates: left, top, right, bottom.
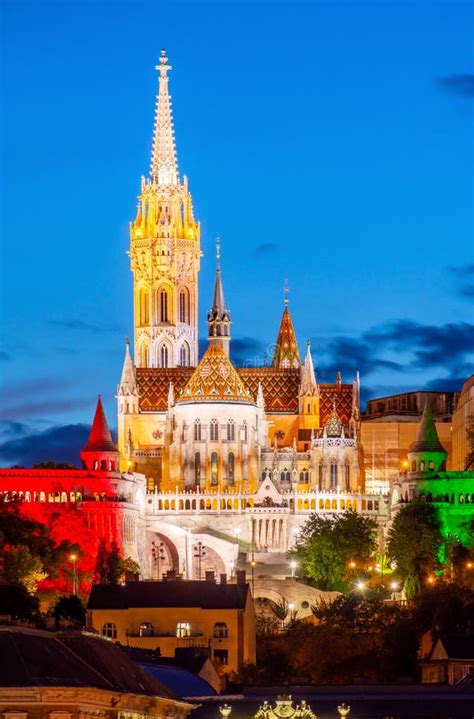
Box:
409, 401, 447, 454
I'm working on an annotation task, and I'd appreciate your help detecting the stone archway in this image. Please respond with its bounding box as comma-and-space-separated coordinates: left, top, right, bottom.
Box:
149, 532, 179, 579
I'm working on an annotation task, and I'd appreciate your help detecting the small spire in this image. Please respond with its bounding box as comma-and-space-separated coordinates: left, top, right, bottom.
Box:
300, 340, 318, 395
272, 292, 301, 369
283, 278, 289, 307
208, 237, 231, 356
117, 338, 138, 397
151, 50, 179, 186
82, 396, 117, 453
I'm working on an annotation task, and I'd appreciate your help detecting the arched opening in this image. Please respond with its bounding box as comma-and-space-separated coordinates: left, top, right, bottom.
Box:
179, 287, 190, 324
159, 343, 169, 368
159, 288, 169, 323
227, 419, 235, 441
179, 341, 190, 367
210, 418, 218, 441
330, 462, 338, 489
139, 287, 150, 325
211, 452, 218, 485
194, 419, 202, 441
228, 451, 235, 485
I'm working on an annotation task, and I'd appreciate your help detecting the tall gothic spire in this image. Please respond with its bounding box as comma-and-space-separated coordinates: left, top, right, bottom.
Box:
300, 341, 318, 395
207, 237, 231, 357
272, 284, 301, 369
151, 50, 178, 186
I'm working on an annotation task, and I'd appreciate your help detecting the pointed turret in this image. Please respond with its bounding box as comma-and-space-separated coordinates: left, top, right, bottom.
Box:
81, 396, 119, 472
151, 50, 178, 186
207, 238, 231, 357
408, 401, 447, 472
300, 341, 319, 396
117, 339, 138, 397
272, 287, 301, 369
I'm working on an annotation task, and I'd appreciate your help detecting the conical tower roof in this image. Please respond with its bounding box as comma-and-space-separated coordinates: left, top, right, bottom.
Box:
82, 396, 117, 453
178, 344, 253, 404
272, 303, 301, 369
117, 339, 138, 396
409, 401, 446, 454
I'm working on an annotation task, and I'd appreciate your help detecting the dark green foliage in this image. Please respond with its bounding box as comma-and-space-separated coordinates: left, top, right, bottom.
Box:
292, 510, 377, 591
0, 583, 40, 619
52, 594, 86, 625
387, 500, 443, 596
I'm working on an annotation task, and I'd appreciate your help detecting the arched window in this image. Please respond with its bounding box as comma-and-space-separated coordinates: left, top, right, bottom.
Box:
179, 342, 190, 367
299, 469, 309, 483
159, 289, 169, 323
194, 452, 201, 484
211, 452, 218, 485
411, 460, 417, 472
140, 342, 149, 368
227, 419, 235, 441
210, 419, 218, 441
330, 463, 338, 489
160, 344, 169, 368
102, 622, 117, 639
213, 622, 228, 638
243, 421, 248, 443
179, 288, 189, 323
318, 463, 323, 489
428, 459, 434, 470
345, 464, 350, 490
194, 419, 201, 441
419, 460, 426, 472
228, 452, 235, 485
139, 288, 149, 325
280, 468, 291, 482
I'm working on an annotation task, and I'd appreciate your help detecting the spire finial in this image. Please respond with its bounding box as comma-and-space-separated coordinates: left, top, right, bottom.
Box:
216, 235, 221, 268
151, 50, 178, 185
283, 278, 289, 307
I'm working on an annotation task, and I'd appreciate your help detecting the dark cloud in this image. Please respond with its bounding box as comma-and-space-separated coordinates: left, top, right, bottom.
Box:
436, 74, 474, 97
0, 398, 92, 422
231, 337, 268, 367
0, 351, 11, 361
252, 242, 280, 258
50, 319, 121, 333
0, 421, 30, 439
0, 423, 91, 467
448, 264, 474, 300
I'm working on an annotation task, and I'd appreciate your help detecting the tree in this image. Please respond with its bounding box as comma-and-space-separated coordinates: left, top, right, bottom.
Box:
387, 500, 443, 597
94, 541, 138, 585
2, 545, 47, 593
292, 510, 377, 591
0, 583, 40, 619
52, 594, 86, 625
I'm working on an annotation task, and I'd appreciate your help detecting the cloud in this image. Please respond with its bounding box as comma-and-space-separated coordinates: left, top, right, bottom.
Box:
448, 264, 474, 300
436, 74, 474, 97
0, 423, 92, 467
50, 319, 121, 333
231, 337, 268, 367
252, 242, 280, 258
0, 398, 93, 422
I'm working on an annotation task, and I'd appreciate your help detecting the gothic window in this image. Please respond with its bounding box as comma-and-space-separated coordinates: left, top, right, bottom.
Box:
280, 468, 291, 482
139, 288, 149, 325
243, 421, 248, 443
228, 452, 235, 485
102, 623, 117, 639
210, 419, 218, 441
227, 419, 235, 441
194, 419, 201, 441
211, 452, 218, 485
159, 344, 169, 368
159, 289, 169, 323
345, 463, 350, 490
330, 463, 338, 490
194, 452, 201, 484
180, 342, 190, 366
299, 468, 309, 483
179, 288, 190, 323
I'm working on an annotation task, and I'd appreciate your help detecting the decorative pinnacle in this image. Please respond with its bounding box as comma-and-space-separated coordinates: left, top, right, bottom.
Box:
155, 49, 171, 78
216, 235, 221, 268
284, 278, 289, 306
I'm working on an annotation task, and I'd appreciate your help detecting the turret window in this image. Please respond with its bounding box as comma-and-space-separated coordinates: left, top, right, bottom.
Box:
159, 344, 169, 368
228, 452, 235, 485
159, 289, 169, 323
194, 420, 202, 441
211, 452, 218, 485
210, 419, 218, 441
227, 419, 235, 441
179, 288, 190, 323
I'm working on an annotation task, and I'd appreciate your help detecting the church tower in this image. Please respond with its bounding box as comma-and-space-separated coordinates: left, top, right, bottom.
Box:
207, 239, 231, 357
129, 51, 201, 369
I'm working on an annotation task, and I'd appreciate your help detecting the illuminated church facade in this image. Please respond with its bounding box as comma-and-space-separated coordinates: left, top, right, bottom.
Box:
111, 53, 389, 579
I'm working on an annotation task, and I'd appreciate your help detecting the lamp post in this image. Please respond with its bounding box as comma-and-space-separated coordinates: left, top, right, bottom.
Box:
151, 540, 165, 580
70, 554, 77, 595
250, 557, 256, 596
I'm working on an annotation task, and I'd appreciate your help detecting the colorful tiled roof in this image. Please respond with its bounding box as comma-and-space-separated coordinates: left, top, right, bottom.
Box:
177, 343, 253, 404
272, 305, 301, 369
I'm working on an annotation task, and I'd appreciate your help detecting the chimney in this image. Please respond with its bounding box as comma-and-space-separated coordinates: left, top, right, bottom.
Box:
236, 570, 246, 585
220, 573, 227, 585
205, 570, 215, 583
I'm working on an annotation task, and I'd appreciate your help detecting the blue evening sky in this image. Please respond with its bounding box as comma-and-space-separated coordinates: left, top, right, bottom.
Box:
1, 1, 473, 462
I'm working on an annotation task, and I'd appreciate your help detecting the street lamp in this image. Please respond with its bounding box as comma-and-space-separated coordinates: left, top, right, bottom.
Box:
69, 554, 77, 595
356, 580, 365, 592
290, 560, 297, 579
193, 541, 206, 580
151, 540, 165, 580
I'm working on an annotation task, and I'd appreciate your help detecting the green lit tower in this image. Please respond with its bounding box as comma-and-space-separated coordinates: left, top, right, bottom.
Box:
407, 401, 448, 473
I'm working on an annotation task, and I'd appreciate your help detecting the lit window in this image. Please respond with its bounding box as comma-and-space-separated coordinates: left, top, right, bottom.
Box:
102, 622, 117, 639
213, 622, 228, 638
176, 622, 191, 638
